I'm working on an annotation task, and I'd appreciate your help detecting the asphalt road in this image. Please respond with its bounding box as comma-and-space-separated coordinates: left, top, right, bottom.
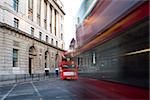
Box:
0, 78, 149, 100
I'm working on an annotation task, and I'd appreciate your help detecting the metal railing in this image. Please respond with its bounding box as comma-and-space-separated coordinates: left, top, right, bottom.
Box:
0, 73, 57, 85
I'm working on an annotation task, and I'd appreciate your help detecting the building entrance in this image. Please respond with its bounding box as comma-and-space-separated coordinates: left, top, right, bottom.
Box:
29, 45, 37, 75
29, 58, 32, 75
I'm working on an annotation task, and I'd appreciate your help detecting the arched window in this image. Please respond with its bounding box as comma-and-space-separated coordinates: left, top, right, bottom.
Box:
28, 45, 37, 75
29, 46, 36, 56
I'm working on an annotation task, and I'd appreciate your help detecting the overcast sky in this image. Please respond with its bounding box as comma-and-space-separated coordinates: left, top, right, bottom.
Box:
61, 0, 82, 50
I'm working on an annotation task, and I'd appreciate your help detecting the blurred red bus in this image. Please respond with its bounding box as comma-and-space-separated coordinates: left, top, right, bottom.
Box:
59, 58, 78, 80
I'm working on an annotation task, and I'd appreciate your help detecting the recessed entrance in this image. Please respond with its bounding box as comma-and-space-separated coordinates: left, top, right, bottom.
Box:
29, 46, 37, 75
29, 58, 32, 75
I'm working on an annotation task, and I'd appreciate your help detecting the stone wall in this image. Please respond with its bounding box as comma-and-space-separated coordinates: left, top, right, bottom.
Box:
0, 23, 64, 75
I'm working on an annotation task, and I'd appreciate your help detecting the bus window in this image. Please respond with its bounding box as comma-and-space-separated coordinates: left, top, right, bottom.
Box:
62, 64, 75, 69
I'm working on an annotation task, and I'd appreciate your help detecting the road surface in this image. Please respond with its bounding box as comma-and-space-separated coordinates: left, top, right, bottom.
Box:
0, 78, 149, 100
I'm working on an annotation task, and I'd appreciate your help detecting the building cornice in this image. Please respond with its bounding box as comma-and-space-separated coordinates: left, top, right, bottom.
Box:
52, 0, 65, 15
0, 22, 66, 52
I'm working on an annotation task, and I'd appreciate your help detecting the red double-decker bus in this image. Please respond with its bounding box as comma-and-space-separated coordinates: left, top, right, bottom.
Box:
59, 52, 78, 80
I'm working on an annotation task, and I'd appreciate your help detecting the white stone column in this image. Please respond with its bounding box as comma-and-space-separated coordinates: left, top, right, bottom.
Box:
52, 7, 55, 35
55, 12, 57, 37
49, 5, 52, 33
19, 0, 26, 15
56, 13, 60, 38
25, 0, 28, 17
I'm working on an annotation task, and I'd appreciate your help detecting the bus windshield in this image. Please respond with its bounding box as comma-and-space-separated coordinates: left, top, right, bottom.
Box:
62, 64, 75, 69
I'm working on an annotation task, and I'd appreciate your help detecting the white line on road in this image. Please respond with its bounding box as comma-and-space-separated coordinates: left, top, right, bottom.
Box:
31, 82, 43, 100
55, 86, 77, 98
56, 86, 69, 92
56, 95, 77, 99
1, 84, 17, 100
4, 92, 34, 97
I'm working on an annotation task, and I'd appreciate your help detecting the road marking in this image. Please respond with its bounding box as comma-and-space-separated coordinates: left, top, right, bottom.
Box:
55, 86, 77, 98
56, 86, 69, 92
0, 85, 13, 88
6, 92, 34, 97
56, 95, 76, 98
1, 84, 17, 100
31, 82, 43, 100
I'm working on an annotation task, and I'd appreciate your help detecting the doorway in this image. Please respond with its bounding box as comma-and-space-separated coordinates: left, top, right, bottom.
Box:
29, 58, 32, 75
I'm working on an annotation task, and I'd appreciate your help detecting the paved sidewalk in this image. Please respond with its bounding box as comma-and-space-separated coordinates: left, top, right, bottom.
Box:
0, 76, 59, 86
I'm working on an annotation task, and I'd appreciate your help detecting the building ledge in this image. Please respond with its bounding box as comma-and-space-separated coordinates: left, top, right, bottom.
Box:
0, 22, 66, 52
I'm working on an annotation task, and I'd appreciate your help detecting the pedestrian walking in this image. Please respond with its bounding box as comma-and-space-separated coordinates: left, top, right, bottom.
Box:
55, 67, 59, 77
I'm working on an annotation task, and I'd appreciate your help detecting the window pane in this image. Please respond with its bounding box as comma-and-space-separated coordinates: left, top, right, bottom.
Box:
13, 0, 19, 12
39, 32, 42, 40
31, 27, 34, 35
51, 38, 53, 45
14, 18, 19, 28
13, 49, 18, 67
28, 0, 33, 9
28, 0, 33, 20
46, 35, 48, 42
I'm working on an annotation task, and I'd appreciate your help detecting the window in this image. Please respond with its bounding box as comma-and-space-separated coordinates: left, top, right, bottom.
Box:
77, 57, 80, 66
13, 49, 18, 67
61, 24, 63, 32
92, 52, 96, 64
50, 23, 52, 33
61, 33, 63, 40
37, 15, 41, 26
39, 32, 42, 40
46, 35, 48, 42
51, 38, 53, 45
44, 19, 47, 30
13, 0, 19, 12
28, 0, 33, 20
37, 0, 41, 26
50, 5, 52, 33
54, 27, 56, 36
61, 16, 63, 21
14, 18, 19, 28
31, 27, 34, 35
84, 58, 86, 65
56, 41, 58, 47
61, 44, 63, 49
44, 0, 47, 30
80, 58, 83, 65
54, 10, 57, 36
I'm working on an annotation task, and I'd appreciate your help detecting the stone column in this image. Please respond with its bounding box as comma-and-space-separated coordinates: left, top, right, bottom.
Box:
52, 7, 55, 35
56, 13, 60, 38
25, 0, 28, 17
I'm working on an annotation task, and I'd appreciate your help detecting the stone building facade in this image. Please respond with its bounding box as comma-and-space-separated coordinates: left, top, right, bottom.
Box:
0, 0, 65, 75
